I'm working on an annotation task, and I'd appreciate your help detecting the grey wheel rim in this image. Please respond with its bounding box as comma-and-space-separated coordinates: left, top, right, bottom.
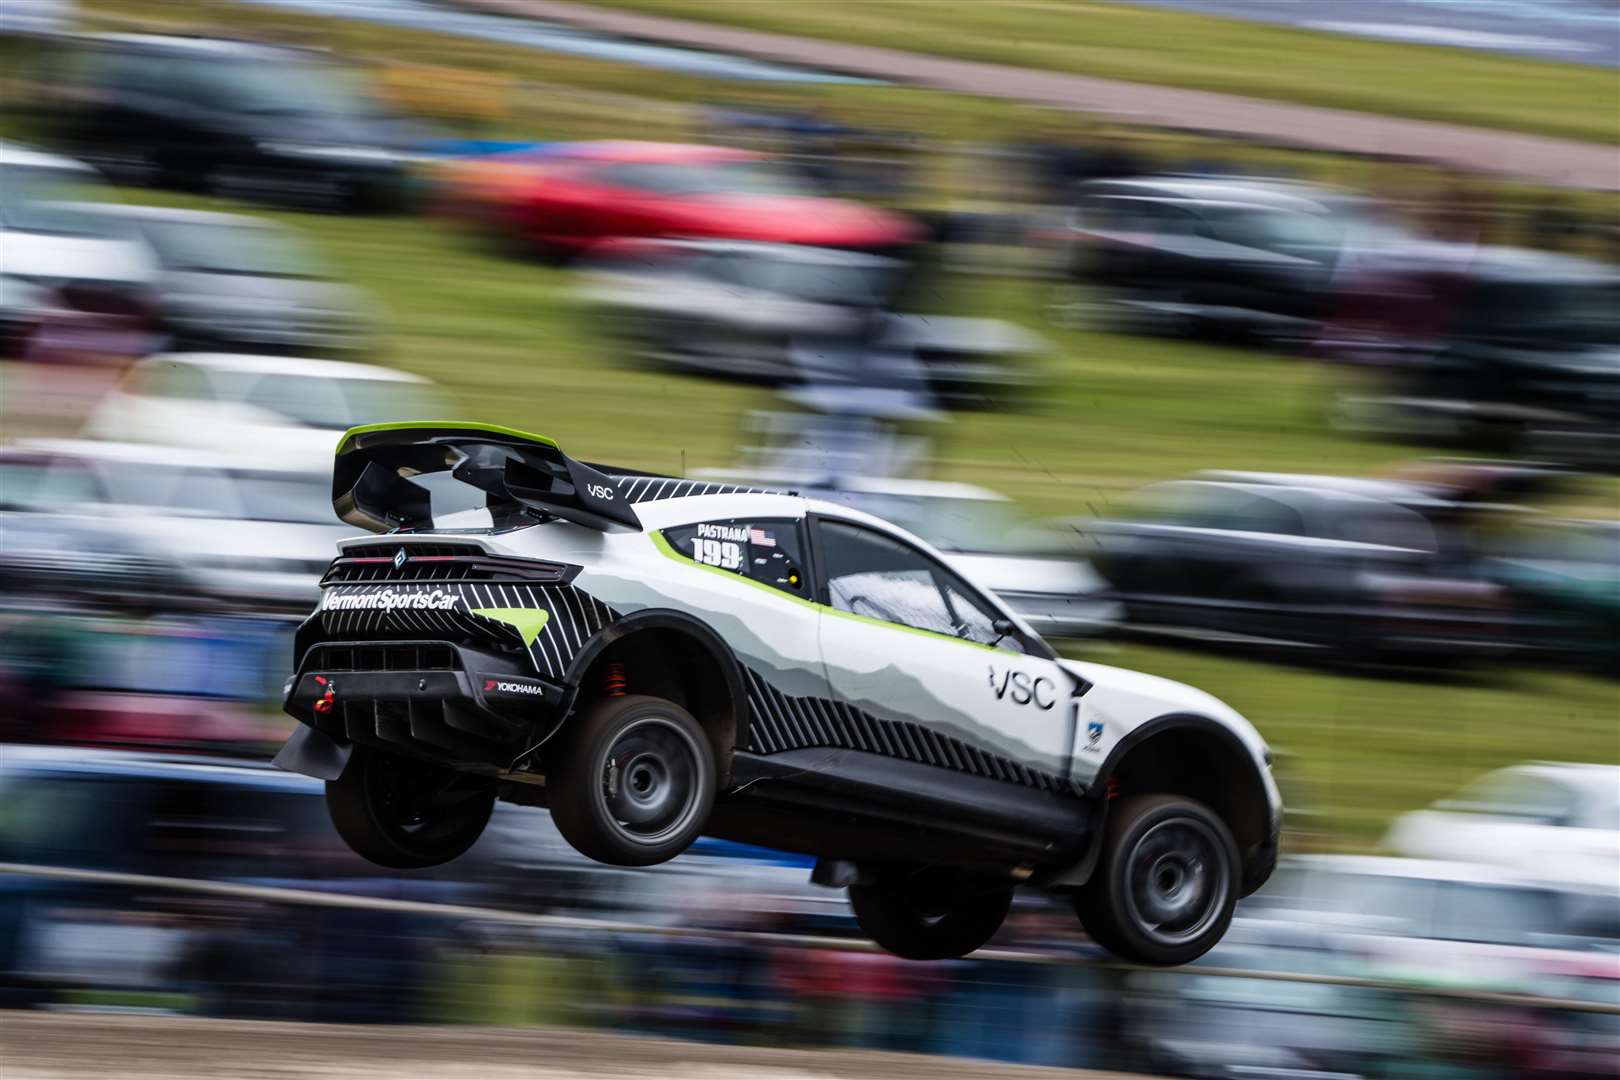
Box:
1122, 816, 1230, 947
598, 716, 705, 847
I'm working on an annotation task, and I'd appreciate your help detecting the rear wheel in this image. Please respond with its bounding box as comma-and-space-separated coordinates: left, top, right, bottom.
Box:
548, 695, 716, 867
1074, 794, 1238, 966
325, 747, 495, 869
848, 865, 1013, 960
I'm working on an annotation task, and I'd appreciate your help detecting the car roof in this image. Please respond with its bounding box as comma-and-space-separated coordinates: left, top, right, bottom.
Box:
135, 352, 428, 383
1286, 853, 1557, 889
693, 467, 1005, 502
1079, 175, 1351, 213
1200, 471, 1424, 503
69, 203, 274, 229
19, 437, 247, 469
82, 32, 316, 62
552, 140, 763, 164
0, 141, 93, 172
1465, 246, 1620, 285
621, 238, 900, 267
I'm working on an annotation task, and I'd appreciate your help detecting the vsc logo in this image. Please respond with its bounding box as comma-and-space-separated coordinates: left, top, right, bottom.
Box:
987, 666, 1056, 710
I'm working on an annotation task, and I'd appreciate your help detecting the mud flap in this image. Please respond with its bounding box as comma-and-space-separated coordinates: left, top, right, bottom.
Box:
272, 725, 353, 781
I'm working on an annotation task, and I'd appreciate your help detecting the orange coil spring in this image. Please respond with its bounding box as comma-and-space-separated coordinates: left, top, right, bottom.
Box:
1106, 775, 1120, 801
604, 661, 628, 697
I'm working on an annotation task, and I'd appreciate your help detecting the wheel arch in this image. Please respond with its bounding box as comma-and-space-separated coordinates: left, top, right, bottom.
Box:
565, 609, 749, 785
1091, 712, 1278, 896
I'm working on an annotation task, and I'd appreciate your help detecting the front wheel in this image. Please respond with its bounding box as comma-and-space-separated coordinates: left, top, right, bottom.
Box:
548, 695, 716, 867
1074, 794, 1239, 966
848, 866, 1013, 960
325, 747, 495, 869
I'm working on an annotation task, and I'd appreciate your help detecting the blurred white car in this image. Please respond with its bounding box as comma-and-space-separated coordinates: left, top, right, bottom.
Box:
85, 352, 442, 473
13, 438, 350, 611
0, 141, 156, 358
1384, 763, 1620, 892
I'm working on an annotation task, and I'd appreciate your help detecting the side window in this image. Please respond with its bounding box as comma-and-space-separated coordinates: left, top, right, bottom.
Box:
817, 519, 1020, 650
663, 518, 807, 597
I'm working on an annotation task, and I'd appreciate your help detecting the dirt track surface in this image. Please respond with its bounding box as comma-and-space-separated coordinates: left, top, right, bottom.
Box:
0, 1013, 1146, 1080
465, 0, 1619, 190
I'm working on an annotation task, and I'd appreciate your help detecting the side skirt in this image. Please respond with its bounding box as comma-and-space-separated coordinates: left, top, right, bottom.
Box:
714, 749, 1096, 872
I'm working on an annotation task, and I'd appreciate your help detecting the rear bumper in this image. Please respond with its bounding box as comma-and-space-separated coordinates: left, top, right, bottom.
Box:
281, 640, 565, 768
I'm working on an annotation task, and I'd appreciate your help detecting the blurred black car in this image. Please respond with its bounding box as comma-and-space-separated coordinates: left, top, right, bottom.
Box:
1060, 176, 1392, 343
45, 34, 421, 211
1080, 469, 1543, 662
1333, 247, 1620, 467
579, 239, 1045, 407
67, 204, 372, 354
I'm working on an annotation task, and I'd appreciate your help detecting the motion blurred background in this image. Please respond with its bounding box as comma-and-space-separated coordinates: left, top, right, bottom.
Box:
0, 0, 1616, 1076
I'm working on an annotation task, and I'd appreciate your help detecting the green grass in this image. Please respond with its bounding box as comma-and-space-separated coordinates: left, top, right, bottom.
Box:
18, 0, 1615, 848
599, 0, 1620, 145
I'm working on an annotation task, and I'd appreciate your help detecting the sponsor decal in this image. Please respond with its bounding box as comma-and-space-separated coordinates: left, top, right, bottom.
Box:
1085, 718, 1105, 751
393, 547, 409, 570
748, 527, 776, 548
697, 522, 749, 543
987, 665, 1056, 710
469, 607, 550, 646
691, 537, 744, 570
321, 588, 459, 612
586, 482, 616, 501
484, 677, 546, 696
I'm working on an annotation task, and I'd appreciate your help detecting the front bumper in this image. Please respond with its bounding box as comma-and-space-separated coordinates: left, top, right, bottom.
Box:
281, 640, 564, 768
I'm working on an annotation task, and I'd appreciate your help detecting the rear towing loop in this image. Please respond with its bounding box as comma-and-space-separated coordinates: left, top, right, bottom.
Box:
313, 675, 337, 716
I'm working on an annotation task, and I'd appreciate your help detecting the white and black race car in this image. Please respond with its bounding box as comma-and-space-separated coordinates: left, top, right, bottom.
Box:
275, 423, 1280, 965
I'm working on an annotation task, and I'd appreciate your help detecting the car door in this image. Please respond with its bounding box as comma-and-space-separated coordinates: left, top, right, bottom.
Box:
811, 515, 1080, 782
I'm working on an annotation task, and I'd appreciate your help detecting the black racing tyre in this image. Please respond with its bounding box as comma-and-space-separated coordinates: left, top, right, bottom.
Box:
1074, 794, 1239, 966
548, 694, 716, 867
325, 748, 495, 870
848, 866, 1013, 961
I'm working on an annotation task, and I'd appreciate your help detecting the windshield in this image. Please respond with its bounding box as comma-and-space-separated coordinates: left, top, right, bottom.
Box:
216, 371, 439, 430
211, 58, 380, 117
0, 165, 124, 237
698, 251, 899, 305
231, 473, 338, 525
145, 220, 318, 277
606, 159, 813, 198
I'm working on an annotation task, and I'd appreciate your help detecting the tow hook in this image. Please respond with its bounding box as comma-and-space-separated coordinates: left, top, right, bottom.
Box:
313, 675, 337, 716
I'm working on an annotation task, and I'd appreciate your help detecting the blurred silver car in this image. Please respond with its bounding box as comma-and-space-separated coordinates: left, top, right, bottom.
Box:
580, 238, 1045, 405
62, 204, 373, 354
1385, 763, 1620, 893
10, 439, 349, 612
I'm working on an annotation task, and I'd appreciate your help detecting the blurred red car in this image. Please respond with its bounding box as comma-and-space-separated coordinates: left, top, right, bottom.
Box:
441, 141, 915, 256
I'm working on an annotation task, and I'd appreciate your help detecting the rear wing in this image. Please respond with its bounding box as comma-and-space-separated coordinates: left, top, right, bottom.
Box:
332, 422, 640, 533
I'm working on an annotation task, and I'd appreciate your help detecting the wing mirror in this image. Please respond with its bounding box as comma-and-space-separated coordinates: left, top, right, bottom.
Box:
989, 618, 1016, 648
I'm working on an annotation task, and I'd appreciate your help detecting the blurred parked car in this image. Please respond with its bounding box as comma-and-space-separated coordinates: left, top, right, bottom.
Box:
0, 142, 156, 360
581, 239, 1044, 405
1060, 175, 1394, 343
85, 352, 442, 473
1332, 247, 1620, 467
442, 140, 916, 257
9, 439, 350, 612
1080, 469, 1535, 662
62, 205, 373, 355
1385, 763, 1620, 893
43, 34, 422, 211
1490, 518, 1620, 672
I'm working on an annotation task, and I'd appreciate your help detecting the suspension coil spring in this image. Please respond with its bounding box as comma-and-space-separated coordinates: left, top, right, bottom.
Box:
604, 660, 628, 697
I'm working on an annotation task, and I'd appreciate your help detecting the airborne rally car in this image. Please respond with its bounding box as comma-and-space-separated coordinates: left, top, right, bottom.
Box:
275, 423, 1280, 965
